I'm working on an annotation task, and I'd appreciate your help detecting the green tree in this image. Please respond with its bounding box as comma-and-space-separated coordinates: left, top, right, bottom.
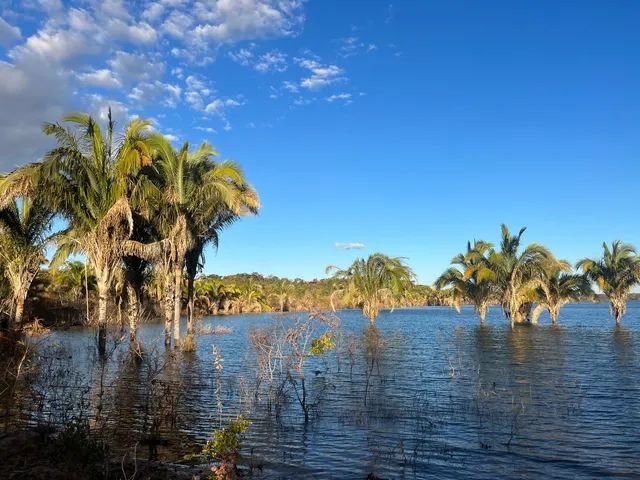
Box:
481, 225, 560, 327
138, 138, 258, 346
576, 241, 640, 324
435, 240, 497, 323
1, 110, 156, 352
532, 266, 593, 324
0, 196, 53, 326
326, 253, 415, 323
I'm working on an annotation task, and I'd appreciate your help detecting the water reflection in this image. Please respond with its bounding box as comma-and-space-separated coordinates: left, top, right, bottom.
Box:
24, 304, 640, 478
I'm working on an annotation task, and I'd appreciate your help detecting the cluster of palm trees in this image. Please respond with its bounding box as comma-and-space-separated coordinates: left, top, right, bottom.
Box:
0, 109, 259, 353
436, 225, 640, 326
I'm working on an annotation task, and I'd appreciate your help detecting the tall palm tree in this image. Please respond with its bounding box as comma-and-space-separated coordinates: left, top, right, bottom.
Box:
576, 241, 640, 324
532, 266, 593, 324
0, 196, 53, 327
480, 225, 560, 328
1, 110, 156, 352
435, 240, 497, 323
140, 138, 258, 347
184, 192, 258, 336
326, 253, 415, 324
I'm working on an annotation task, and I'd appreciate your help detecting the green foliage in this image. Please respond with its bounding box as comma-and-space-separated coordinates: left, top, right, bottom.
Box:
309, 332, 335, 355
326, 253, 416, 322
201, 416, 251, 463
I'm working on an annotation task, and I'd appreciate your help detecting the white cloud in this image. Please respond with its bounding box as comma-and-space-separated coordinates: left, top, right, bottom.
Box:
164, 133, 179, 142
326, 92, 352, 104
282, 80, 299, 93
298, 59, 344, 90
162, 10, 194, 38
0, 17, 21, 47
191, 0, 304, 46
38, 0, 63, 14
255, 50, 287, 72
335, 242, 365, 250
77, 68, 121, 88
108, 51, 165, 84
230, 47, 287, 72
0, 58, 67, 169
142, 2, 165, 22
14, 28, 97, 63
0, 0, 311, 167
100, 0, 131, 21
228, 47, 254, 66
195, 126, 217, 134
85, 93, 131, 124
203, 97, 242, 116
128, 81, 181, 107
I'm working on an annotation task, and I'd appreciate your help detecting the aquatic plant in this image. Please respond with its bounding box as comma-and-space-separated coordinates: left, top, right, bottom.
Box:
200, 416, 251, 480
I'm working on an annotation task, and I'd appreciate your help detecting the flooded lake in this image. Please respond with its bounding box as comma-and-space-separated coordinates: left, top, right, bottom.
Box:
39, 303, 640, 479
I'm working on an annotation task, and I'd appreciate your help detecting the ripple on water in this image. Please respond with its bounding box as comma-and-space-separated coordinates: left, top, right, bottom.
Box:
41, 303, 640, 479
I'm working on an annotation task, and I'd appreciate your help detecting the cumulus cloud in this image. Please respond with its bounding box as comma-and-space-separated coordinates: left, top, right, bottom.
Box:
191, 0, 304, 47
108, 51, 165, 84
0, 0, 310, 166
128, 81, 181, 107
335, 242, 366, 250
0, 17, 21, 47
77, 68, 121, 88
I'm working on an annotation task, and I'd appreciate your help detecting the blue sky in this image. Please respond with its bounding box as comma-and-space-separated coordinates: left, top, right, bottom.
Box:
0, 1, 639, 283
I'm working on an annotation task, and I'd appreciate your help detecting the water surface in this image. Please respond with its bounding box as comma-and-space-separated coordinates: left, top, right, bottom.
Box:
42, 303, 640, 479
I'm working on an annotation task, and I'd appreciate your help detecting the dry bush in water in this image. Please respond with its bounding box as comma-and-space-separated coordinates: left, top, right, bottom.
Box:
248, 312, 340, 422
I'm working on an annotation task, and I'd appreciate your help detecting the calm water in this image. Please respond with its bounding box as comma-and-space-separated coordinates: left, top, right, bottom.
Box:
41, 303, 640, 479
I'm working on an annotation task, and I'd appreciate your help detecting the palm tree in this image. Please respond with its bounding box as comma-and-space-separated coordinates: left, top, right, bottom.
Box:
435, 240, 497, 323
272, 279, 293, 312
53, 261, 96, 302
480, 225, 560, 327
1, 110, 156, 352
326, 253, 415, 324
532, 266, 593, 324
576, 241, 640, 324
0, 196, 53, 327
141, 138, 258, 347
184, 191, 258, 336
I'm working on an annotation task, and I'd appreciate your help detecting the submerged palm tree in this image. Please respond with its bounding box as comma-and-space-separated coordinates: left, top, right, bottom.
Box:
531, 266, 593, 324
435, 240, 497, 323
481, 225, 560, 327
1, 110, 156, 352
136, 138, 259, 346
326, 253, 415, 323
576, 241, 640, 324
0, 196, 53, 326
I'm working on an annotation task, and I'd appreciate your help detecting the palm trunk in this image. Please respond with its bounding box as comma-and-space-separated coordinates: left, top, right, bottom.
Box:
97, 279, 109, 356
164, 283, 173, 348
173, 262, 183, 346
13, 292, 26, 326
126, 282, 139, 342
186, 273, 195, 336
478, 304, 487, 324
